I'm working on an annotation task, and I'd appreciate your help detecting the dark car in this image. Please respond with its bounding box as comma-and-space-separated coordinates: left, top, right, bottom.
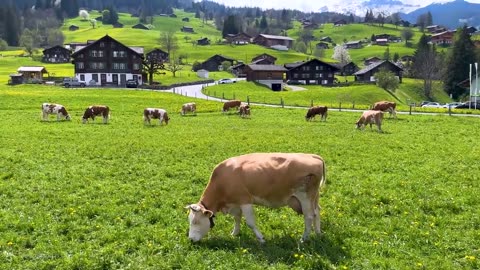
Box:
126, 79, 138, 88
454, 101, 480, 110
286, 80, 305, 85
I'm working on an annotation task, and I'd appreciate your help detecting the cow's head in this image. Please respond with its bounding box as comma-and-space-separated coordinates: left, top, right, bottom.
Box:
185, 203, 215, 242
65, 114, 71, 121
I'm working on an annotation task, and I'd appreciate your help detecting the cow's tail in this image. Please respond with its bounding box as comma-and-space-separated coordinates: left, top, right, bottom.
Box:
320, 159, 326, 188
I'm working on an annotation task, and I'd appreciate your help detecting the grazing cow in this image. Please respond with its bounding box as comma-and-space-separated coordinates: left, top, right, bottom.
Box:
305, 106, 328, 121
222, 100, 241, 113
372, 101, 396, 118
82, 105, 110, 124
186, 153, 326, 243
143, 108, 170, 125
181, 102, 197, 116
356, 110, 384, 132
42, 103, 71, 121
239, 104, 250, 118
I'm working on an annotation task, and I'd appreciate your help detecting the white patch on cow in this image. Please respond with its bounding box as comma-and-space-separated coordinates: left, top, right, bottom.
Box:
186, 204, 212, 242
240, 204, 265, 243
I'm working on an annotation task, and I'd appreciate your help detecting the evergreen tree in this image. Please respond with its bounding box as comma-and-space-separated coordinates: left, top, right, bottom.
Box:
426, 11, 433, 26
259, 13, 268, 30
383, 47, 390, 60
222, 15, 238, 38
443, 26, 477, 99
4, 5, 20, 46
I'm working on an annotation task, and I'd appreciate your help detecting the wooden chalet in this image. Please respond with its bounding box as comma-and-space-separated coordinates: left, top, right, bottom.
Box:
320, 36, 333, 43
181, 26, 194, 33
69, 25, 79, 31
316, 42, 329, 49
197, 37, 210, 46
17, 66, 48, 81
42, 45, 71, 63
364, 56, 381, 66
431, 31, 455, 46
182, 17, 189, 22
231, 63, 247, 77
113, 22, 124, 28
251, 53, 277, 65
284, 59, 340, 85
200, 54, 235, 71
132, 24, 149, 30
225, 32, 252, 45
71, 35, 144, 86
253, 34, 294, 49
334, 61, 359, 76
334, 19, 347, 26
375, 38, 388, 46
146, 48, 169, 63
354, 60, 403, 83
245, 64, 287, 91
344, 41, 362, 49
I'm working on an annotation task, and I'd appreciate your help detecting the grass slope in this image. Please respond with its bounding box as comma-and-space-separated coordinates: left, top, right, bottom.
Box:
0, 85, 479, 269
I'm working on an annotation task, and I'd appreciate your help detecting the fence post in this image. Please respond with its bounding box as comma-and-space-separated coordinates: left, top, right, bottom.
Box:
281, 98, 284, 108
448, 105, 452, 116
311, 100, 313, 107
222, 92, 225, 99
247, 96, 250, 105
339, 102, 342, 112
352, 101, 355, 109
409, 105, 412, 115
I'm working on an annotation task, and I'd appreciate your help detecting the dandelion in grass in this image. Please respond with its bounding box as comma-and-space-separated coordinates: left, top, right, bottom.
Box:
242, 248, 248, 254
7, 241, 13, 246
465, 255, 476, 261
416, 262, 423, 267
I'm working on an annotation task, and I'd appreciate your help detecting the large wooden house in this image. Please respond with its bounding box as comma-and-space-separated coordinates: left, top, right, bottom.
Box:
71, 35, 144, 86
284, 59, 340, 85
253, 34, 294, 49
430, 31, 455, 46
200, 54, 235, 71
245, 64, 287, 91
354, 60, 403, 83
251, 53, 277, 65
42, 45, 71, 63
225, 32, 252, 45
146, 48, 169, 63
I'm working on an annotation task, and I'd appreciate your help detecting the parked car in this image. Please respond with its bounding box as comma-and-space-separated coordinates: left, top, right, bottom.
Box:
419, 101, 431, 107
443, 102, 464, 109
126, 79, 138, 88
286, 80, 305, 85
63, 77, 86, 88
454, 101, 480, 110
421, 102, 443, 108
217, 78, 235, 84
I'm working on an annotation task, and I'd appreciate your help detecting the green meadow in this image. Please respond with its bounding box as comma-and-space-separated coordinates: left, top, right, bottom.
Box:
0, 85, 479, 269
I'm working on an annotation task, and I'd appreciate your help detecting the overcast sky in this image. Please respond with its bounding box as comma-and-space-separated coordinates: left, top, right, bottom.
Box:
207, 0, 480, 12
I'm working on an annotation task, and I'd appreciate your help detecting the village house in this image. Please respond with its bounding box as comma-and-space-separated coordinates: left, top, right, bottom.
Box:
146, 48, 169, 63
316, 42, 329, 49
16, 66, 48, 82
430, 30, 455, 46
251, 53, 277, 65
344, 41, 363, 49
284, 59, 340, 85
197, 37, 210, 46
182, 17, 189, 22
200, 54, 235, 71
69, 25, 79, 31
113, 22, 124, 28
42, 45, 71, 63
132, 23, 149, 30
253, 34, 294, 49
334, 19, 347, 26
320, 36, 333, 43
225, 33, 252, 45
334, 61, 359, 76
181, 26, 194, 33
245, 64, 287, 91
231, 63, 247, 78
71, 35, 144, 86
354, 60, 403, 83
375, 38, 388, 46
364, 56, 382, 66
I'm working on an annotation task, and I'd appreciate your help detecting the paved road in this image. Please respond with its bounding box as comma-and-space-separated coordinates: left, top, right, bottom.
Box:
157, 82, 480, 117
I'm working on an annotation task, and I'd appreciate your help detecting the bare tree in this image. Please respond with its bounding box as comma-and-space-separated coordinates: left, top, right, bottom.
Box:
165, 55, 183, 77
159, 31, 179, 56
413, 35, 442, 97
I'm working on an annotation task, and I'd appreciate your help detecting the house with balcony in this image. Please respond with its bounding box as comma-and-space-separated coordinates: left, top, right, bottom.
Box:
284, 59, 340, 85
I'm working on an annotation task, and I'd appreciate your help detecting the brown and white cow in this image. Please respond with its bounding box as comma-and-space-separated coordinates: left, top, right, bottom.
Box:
186, 153, 326, 243
239, 104, 250, 118
222, 100, 241, 113
356, 110, 384, 132
305, 106, 328, 121
42, 103, 71, 121
82, 105, 110, 124
181, 102, 196, 116
143, 108, 170, 125
372, 101, 396, 118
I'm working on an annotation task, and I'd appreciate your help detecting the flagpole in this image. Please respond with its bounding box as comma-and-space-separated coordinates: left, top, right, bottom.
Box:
469, 63, 472, 109
475, 62, 478, 110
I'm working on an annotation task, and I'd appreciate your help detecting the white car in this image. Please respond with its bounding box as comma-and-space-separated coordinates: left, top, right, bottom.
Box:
217, 78, 235, 84
443, 102, 464, 109
421, 102, 443, 108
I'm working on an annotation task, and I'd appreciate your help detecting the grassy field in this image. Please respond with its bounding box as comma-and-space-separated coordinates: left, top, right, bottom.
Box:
0, 85, 479, 269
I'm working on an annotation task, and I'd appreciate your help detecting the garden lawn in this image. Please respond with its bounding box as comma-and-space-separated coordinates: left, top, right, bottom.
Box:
0, 85, 479, 269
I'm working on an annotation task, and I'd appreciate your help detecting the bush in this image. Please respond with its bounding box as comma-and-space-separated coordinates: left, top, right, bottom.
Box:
0, 39, 8, 51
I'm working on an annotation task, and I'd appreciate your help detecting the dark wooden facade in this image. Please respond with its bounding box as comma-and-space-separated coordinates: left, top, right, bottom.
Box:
42, 45, 71, 63
132, 24, 149, 30
245, 64, 287, 91
146, 48, 169, 63
251, 53, 277, 65
197, 37, 210, 46
71, 35, 144, 86
354, 60, 403, 83
200, 54, 235, 71
253, 34, 294, 49
225, 33, 252, 44
335, 62, 359, 76
285, 59, 339, 85
181, 26, 194, 33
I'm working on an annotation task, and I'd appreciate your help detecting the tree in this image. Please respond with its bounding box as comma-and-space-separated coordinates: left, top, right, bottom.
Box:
426, 11, 433, 26
413, 34, 442, 97
46, 29, 65, 47
443, 25, 477, 99
4, 5, 21, 46
0, 39, 8, 51
166, 55, 183, 77
332, 45, 351, 66
20, 29, 36, 56
416, 13, 428, 32
390, 12, 401, 29
221, 60, 231, 71
89, 19, 97, 29
79, 9, 89, 20
374, 68, 399, 92
143, 58, 165, 85
222, 15, 239, 38
159, 31, 179, 56
401, 28, 414, 46
295, 41, 307, 54
102, 9, 111, 24
299, 29, 314, 54
313, 47, 325, 59
260, 13, 268, 30
393, 52, 400, 63
383, 47, 391, 60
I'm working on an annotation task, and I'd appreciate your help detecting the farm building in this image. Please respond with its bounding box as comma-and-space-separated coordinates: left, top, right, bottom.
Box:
284, 59, 340, 85
245, 64, 287, 91
354, 60, 403, 83
225, 33, 252, 45
42, 45, 71, 63
197, 37, 210, 46
132, 24, 149, 30
200, 54, 235, 71
17, 66, 48, 81
251, 53, 277, 65
430, 31, 455, 46
146, 48, 169, 63
344, 41, 363, 49
181, 26, 194, 33
69, 25, 79, 31
334, 61, 359, 76
316, 42, 329, 49
253, 34, 294, 49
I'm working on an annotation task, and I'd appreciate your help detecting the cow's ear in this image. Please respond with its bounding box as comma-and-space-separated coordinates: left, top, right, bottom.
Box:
202, 209, 214, 218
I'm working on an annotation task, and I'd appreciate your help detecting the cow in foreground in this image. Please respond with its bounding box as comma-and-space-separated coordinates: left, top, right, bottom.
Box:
186, 153, 326, 243
239, 104, 250, 118
356, 110, 384, 132
222, 100, 241, 113
372, 101, 396, 118
82, 105, 110, 124
181, 102, 196, 116
42, 103, 71, 121
305, 106, 328, 121
143, 108, 170, 125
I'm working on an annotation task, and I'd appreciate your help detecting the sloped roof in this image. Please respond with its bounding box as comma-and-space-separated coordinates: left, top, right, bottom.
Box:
354, 60, 403, 75
18, 66, 48, 73
247, 64, 287, 71
257, 34, 294, 41
71, 35, 144, 57
284, 59, 340, 71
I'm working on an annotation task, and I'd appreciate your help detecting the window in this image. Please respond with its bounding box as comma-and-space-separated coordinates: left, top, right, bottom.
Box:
98, 50, 104, 57
113, 51, 126, 58
328, 73, 333, 78
322, 80, 328, 84
113, 63, 126, 70
314, 73, 320, 78
315, 66, 324, 71
80, 75, 85, 81
89, 62, 105, 69
78, 54, 84, 59
100, 42, 105, 48
302, 66, 310, 71
76, 62, 84, 69
301, 74, 310, 79
293, 73, 299, 79
90, 50, 104, 57
133, 63, 140, 70
92, 74, 98, 82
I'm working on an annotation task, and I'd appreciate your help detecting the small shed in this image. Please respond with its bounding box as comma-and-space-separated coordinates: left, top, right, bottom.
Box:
182, 17, 189, 22
113, 22, 124, 28
132, 23, 149, 30
69, 25, 79, 31
9, 74, 24, 85
17, 66, 48, 81
197, 69, 209, 79
181, 26, 194, 33
197, 37, 210, 46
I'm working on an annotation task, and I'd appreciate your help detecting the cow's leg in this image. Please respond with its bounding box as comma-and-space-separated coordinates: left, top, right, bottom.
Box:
229, 206, 242, 236
56, 114, 61, 121
240, 204, 265, 243
313, 204, 321, 234
297, 192, 314, 242
42, 112, 48, 121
